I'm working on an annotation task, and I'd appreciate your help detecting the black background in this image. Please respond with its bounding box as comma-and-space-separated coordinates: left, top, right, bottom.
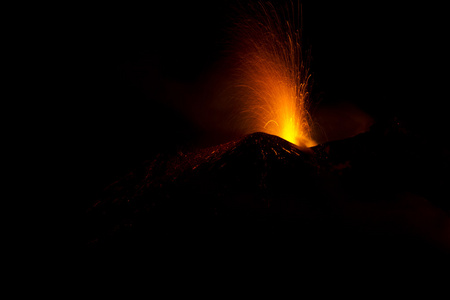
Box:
67, 1, 447, 203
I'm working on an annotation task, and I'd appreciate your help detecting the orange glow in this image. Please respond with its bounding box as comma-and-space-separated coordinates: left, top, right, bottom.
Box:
231, 2, 316, 147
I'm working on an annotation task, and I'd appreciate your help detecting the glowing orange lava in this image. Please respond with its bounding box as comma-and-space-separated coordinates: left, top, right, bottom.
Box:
231, 2, 316, 148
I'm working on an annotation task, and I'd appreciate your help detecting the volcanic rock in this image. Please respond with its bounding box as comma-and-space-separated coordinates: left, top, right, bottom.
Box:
83, 120, 450, 274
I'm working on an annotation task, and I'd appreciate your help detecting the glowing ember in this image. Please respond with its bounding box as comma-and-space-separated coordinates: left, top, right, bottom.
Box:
231, 1, 316, 148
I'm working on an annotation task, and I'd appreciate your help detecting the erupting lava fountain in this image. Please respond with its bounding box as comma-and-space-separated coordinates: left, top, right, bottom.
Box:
230, 1, 316, 148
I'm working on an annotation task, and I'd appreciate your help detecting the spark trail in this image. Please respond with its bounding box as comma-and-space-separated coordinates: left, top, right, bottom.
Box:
231, 1, 315, 147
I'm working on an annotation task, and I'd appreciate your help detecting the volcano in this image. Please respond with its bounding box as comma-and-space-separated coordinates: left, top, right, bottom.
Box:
82, 119, 449, 277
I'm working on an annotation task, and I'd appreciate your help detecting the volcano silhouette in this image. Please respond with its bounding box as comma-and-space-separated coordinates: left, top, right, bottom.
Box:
83, 119, 449, 275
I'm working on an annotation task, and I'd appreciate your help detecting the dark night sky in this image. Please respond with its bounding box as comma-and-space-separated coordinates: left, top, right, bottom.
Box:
70, 1, 447, 198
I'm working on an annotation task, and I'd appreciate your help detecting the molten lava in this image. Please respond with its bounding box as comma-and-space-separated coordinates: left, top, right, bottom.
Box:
231, 2, 315, 147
